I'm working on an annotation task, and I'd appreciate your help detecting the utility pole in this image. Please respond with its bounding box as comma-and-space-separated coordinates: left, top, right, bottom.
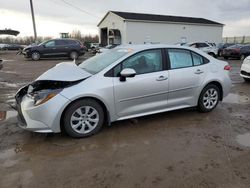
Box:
30, 0, 37, 43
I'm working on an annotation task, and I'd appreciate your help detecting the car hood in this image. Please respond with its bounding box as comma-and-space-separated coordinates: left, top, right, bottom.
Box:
36, 62, 92, 81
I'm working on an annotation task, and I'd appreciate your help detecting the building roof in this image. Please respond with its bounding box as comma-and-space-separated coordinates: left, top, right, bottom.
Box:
101, 11, 223, 26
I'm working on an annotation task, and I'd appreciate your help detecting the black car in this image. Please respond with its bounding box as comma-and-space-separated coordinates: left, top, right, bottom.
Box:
2, 44, 24, 51
240, 45, 250, 60
222, 44, 250, 60
22, 39, 86, 60
217, 43, 235, 57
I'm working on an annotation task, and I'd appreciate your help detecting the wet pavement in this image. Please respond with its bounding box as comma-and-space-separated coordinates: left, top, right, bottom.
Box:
0, 51, 250, 188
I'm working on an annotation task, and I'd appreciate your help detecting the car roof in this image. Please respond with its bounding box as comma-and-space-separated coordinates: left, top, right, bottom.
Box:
114, 44, 211, 59
116, 44, 196, 51
53, 38, 78, 41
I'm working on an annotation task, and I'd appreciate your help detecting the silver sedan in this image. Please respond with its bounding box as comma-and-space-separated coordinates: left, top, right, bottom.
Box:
15, 45, 232, 138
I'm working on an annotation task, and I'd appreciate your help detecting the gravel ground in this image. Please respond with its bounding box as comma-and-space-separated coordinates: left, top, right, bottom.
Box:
0, 51, 250, 188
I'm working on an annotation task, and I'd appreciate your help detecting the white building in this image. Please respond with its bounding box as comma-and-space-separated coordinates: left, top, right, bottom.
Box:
97, 11, 224, 46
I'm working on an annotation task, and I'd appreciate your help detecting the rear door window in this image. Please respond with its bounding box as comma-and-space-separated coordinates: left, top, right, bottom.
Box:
192, 52, 203, 66
55, 40, 66, 46
168, 49, 193, 69
66, 40, 77, 45
167, 49, 208, 69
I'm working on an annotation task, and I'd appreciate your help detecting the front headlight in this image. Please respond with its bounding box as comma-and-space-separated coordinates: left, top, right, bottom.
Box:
28, 89, 62, 106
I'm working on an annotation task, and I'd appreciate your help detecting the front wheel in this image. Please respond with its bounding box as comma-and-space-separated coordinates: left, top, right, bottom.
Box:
69, 51, 79, 60
31, 51, 40, 61
197, 84, 220, 113
63, 99, 104, 138
240, 55, 245, 61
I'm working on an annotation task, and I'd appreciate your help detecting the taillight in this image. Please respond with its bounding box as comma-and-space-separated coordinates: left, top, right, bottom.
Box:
224, 65, 231, 71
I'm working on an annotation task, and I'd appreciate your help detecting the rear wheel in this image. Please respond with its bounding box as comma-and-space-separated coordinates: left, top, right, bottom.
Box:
69, 51, 79, 60
63, 99, 104, 138
31, 51, 40, 61
198, 84, 220, 113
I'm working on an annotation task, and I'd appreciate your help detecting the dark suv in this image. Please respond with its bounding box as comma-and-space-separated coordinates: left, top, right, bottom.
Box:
22, 39, 86, 60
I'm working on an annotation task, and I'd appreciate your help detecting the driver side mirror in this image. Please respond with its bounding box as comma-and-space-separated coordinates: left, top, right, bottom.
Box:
119, 68, 136, 82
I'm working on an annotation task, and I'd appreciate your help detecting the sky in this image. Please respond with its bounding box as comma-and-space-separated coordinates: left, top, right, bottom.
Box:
0, 0, 250, 38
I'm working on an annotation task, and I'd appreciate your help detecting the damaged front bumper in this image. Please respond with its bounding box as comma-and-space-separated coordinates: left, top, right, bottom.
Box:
15, 85, 70, 133
17, 49, 31, 57
15, 79, 85, 133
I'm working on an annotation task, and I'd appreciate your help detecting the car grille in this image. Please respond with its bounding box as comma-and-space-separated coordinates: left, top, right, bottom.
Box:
241, 71, 250, 77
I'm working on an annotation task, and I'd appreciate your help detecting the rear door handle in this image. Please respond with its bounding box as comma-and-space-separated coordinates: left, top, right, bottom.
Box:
156, 75, 168, 81
194, 69, 204, 74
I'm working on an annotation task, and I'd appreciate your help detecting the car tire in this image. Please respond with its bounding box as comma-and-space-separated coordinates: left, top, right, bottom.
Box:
243, 78, 250, 82
240, 55, 245, 61
197, 84, 220, 113
208, 52, 216, 58
63, 99, 104, 138
219, 51, 222, 57
69, 51, 79, 60
31, 51, 40, 61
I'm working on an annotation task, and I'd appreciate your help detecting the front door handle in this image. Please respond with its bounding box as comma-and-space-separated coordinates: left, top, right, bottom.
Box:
194, 69, 204, 74
156, 75, 168, 81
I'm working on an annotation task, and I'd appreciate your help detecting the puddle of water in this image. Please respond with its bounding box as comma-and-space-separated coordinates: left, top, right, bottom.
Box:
1, 159, 19, 168
0, 82, 19, 88
0, 70, 18, 74
0, 81, 27, 88
1, 59, 14, 62
236, 133, 250, 147
223, 93, 249, 104
6, 99, 16, 104
2, 170, 33, 187
0, 148, 16, 160
0, 111, 18, 121
4, 93, 15, 99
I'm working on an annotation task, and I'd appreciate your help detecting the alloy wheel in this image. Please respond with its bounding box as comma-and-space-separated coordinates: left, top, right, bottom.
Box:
240, 55, 245, 61
202, 88, 218, 110
70, 106, 99, 134
70, 51, 78, 60
32, 52, 40, 61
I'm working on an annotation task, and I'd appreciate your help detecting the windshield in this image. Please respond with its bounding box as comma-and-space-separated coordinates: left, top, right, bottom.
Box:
78, 48, 131, 74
